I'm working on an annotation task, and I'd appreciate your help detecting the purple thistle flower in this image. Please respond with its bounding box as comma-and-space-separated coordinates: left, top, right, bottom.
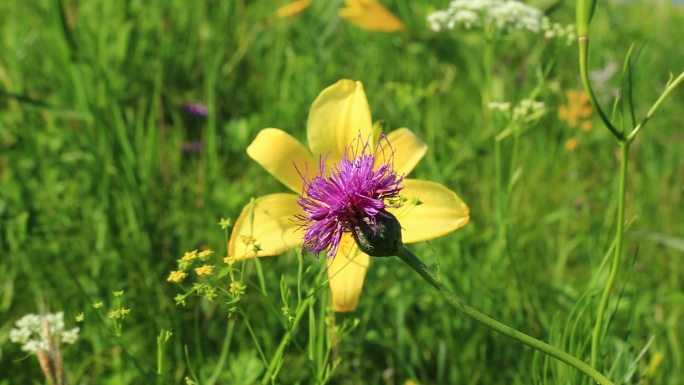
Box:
297, 138, 404, 257
183, 102, 208, 117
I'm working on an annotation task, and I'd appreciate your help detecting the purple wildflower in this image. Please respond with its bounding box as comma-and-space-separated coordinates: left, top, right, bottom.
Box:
181, 140, 203, 153
183, 103, 208, 117
297, 138, 404, 257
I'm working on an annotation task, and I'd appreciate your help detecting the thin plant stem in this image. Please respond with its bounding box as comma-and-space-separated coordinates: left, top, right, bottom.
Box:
590, 141, 630, 368
627, 71, 684, 142
578, 36, 623, 140
482, 32, 494, 118
396, 246, 614, 385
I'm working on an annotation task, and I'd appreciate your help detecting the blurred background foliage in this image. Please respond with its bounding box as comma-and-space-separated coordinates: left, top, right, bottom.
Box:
0, 0, 682, 384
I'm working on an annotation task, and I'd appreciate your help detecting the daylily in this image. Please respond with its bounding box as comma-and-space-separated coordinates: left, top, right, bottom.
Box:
339, 0, 404, 32
227, 80, 469, 312
275, 0, 404, 32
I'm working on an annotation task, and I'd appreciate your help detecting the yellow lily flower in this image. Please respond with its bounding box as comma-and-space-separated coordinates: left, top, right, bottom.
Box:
227, 80, 469, 312
339, 0, 404, 32
275, 0, 404, 32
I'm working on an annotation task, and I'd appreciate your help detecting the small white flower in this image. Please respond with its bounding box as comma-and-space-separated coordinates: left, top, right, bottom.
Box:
9, 312, 80, 355
488, 101, 512, 112
428, 0, 544, 34
21, 340, 48, 353
513, 99, 545, 120
61, 327, 80, 344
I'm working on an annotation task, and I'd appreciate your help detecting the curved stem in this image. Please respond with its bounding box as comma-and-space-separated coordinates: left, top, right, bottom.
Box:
396, 246, 614, 385
590, 141, 629, 368
578, 36, 623, 141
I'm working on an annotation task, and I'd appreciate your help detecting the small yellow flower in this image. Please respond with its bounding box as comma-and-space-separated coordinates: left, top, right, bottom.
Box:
228, 80, 469, 312
565, 137, 580, 151
218, 217, 232, 230
75, 313, 84, 322
181, 249, 198, 262
194, 264, 214, 276
339, 0, 404, 32
197, 249, 214, 259
223, 255, 237, 266
229, 281, 246, 295
167, 270, 187, 283
113, 290, 124, 297
92, 301, 104, 310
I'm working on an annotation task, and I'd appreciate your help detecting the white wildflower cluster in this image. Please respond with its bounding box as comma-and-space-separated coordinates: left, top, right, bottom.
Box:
488, 101, 511, 112
427, 0, 544, 34
541, 17, 576, 46
513, 99, 546, 120
490, 99, 545, 121
9, 312, 80, 354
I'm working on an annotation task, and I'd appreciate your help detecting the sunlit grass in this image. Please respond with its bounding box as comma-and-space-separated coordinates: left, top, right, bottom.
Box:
1, 0, 682, 384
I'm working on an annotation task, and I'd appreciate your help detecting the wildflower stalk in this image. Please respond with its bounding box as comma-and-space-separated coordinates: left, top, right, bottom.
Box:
396, 246, 614, 385
481, 30, 495, 118
577, 36, 622, 140
577, 0, 683, 370
590, 141, 628, 368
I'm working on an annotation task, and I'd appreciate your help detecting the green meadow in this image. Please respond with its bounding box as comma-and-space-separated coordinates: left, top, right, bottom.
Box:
1, 0, 682, 384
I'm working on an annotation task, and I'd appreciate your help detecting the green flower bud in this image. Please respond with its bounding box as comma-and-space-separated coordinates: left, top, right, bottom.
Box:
351, 210, 403, 257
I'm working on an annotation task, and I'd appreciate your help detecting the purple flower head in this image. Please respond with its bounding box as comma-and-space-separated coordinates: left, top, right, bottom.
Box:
183, 102, 208, 117
297, 136, 404, 257
181, 140, 203, 153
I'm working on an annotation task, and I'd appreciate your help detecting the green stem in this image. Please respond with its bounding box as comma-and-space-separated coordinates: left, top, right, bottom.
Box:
578, 36, 623, 141
396, 246, 614, 385
590, 141, 629, 368
482, 33, 494, 118
627, 71, 684, 142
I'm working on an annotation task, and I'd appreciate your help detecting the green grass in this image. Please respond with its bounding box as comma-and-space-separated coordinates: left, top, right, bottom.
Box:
1, 0, 683, 384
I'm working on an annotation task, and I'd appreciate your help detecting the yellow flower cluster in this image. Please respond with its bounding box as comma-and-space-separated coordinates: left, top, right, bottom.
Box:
167, 270, 187, 283
168, 248, 217, 284
558, 89, 593, 132
194, 265, 214, 276
559, 89, 593, 152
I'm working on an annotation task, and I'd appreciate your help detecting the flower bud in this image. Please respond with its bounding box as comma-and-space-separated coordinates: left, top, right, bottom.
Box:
351, 210, 403, 257
576, 0, 597, 36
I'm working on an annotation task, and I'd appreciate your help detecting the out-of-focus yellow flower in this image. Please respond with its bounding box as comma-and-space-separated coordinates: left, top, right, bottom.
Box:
194, 265, 214, 276
227, 80, 469, 312
558, 89, 592, 131
565, 137, 580, 151
339, 0, 404, 32
275, 0, 311, 19
167, 270, 187, 283
646, 351, 664, 378
197, 249, 214, 259
181, 249, 198, 262
404, 380, 420, 385
274, 0, 404, 32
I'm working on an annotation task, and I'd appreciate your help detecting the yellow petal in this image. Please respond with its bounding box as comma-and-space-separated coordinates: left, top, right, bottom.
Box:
388, 179, 469, 244
228, 193, 303, 261
327, 234, 370, 312
377, 128, 427, 175
274, 0, 311, 19
339, 0, 404, 32
247, 128, 315, 193
307, 80, 373, 163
